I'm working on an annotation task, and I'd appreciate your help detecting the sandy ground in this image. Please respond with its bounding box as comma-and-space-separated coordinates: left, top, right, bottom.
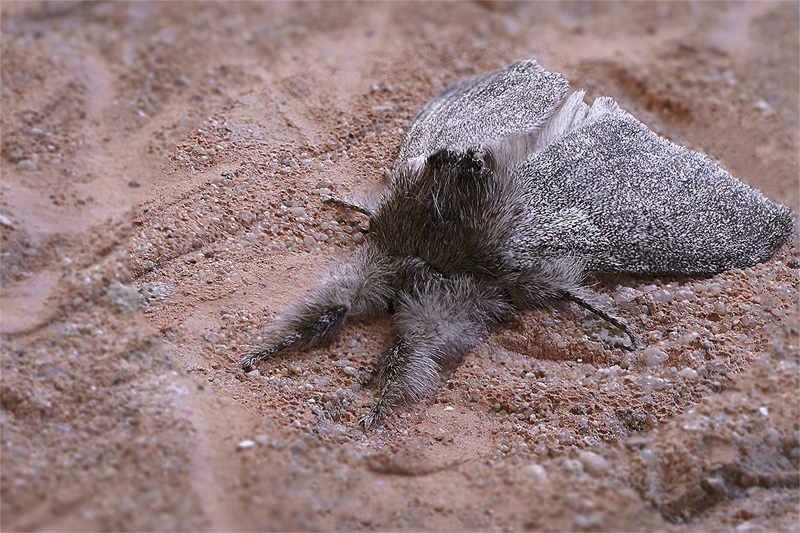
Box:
1, 1, 799, 531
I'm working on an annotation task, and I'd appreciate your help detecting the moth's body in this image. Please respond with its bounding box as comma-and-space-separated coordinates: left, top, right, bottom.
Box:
240, 61, 794, 428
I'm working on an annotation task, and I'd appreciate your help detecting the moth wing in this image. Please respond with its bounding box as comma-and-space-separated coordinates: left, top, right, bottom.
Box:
393, 60, 570, 174
513, 97, 794, 275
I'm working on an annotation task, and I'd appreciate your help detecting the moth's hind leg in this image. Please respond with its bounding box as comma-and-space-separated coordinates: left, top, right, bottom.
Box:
565, 287, 641, 349
362, 275, 512, 429
239, 245, 394, 369
510, 258, 641, 350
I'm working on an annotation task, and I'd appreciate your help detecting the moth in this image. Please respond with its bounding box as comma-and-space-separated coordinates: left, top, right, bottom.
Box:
240, 60, 793, 428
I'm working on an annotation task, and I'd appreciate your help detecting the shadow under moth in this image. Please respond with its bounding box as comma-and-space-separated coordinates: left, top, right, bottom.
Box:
240, 60, 794, 428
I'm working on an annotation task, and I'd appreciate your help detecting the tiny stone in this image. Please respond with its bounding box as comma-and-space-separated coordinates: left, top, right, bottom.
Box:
642, 347, 669, 367
614, 287, 638, 304
651, 289, 673, 303
678, 367, 699, 380
240, 210, 254, 223
0, 214, 13, 228
674, 289, 695, 302
764, 427, 781, 448
345, 338, 358, 348
742, 313, 758, 326
343, 366, 356, 376
254, 434, 270, 445
17, 160, 37, 171
303, 235, 317, 248
521, 463, 548, 481
578, 451, 609, 476
352, 232, 365, 244
238, 440, 255, 448
128, 180, 141, 188
562, 458, 583, 476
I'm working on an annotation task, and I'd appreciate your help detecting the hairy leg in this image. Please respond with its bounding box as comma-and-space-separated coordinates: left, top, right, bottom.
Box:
239, 245, 394, 368
362, 275, 512, 428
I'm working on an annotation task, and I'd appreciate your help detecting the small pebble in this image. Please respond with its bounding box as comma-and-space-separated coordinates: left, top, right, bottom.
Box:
651, 289, 673, 303
674, 289, 695, 302
614, 287, 638, 304
678, 367, 699, 380
578, 451, 609, 476
521, 463, 548, 481
238, 440, 255, 448
642, 347, 669, 367
17, 160, 37, 171
561, 458, 583, 476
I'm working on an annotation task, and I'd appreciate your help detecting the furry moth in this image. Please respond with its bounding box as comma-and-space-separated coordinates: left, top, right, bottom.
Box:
240, 60, 793, 428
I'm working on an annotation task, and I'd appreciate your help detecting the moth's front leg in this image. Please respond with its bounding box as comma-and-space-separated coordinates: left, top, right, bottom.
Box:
362, 275, 512, 429
239, 245, 393, 369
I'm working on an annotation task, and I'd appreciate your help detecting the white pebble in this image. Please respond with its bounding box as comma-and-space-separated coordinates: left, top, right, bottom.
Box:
238, 440, 255, 448
578, 451, 609, 476
675, 289, 695, 302
678, 367, 699, 380
352, 232, 365, 244
642, 347, 669, 367
240, 210, 254, 223
17, 159, 37, 171
561, 458, 583, 476
521, 463, 548, 481
765, 427, 782, 448
614, 287, 638, 304
0, 214, 13, 228
303, 235, 318, 248
652, 290, 673, 303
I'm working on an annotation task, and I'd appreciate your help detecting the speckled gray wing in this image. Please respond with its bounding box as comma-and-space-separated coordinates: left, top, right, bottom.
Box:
393, 60, 569, 172
513, 98, 794, 275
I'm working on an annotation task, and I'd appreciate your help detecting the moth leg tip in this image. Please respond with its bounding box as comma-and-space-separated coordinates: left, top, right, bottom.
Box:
360, 414, 374, 431
361, 403, 386, 431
